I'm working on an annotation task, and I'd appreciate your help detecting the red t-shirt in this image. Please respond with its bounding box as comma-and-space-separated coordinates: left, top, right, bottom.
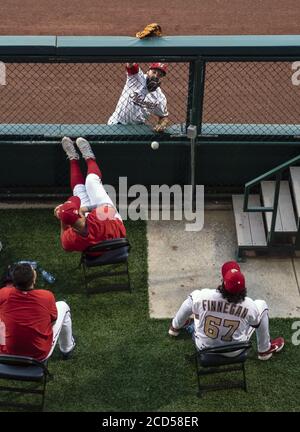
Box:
0, 286, 57, 360
61, 209, 126, 252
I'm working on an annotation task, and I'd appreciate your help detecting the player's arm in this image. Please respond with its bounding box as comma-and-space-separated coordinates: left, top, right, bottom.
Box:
248, 301, 267, 328
171, 295, 193, 330
79, 205, 97, 217
59, 220, 69, 235
60, 227, 77, 251
126, 63, 139, 75
54, 205, 61, 219
154, 115, 169, 133
49, 294, 58, 324
53, 205, 69, 233
54, 204, 69, 229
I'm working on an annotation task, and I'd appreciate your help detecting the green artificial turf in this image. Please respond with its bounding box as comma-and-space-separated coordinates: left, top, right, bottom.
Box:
0, 209, 299, 412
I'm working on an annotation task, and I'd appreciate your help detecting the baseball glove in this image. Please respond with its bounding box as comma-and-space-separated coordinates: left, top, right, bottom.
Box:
136, 23, 162, 39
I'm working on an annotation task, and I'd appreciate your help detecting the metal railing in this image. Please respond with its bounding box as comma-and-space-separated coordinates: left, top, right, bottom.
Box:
1, 36, 300, 192
243, 154, 300, 244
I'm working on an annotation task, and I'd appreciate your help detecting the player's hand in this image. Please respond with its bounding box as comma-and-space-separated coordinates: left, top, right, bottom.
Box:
154, 123, 166, 133
54, 204, 62, 219
79, 206, 89, 217
154, 117, 168, 133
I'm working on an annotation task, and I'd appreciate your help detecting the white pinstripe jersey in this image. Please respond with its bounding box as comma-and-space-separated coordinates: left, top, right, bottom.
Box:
108, 65, 168, 125
191, 289, 261, 348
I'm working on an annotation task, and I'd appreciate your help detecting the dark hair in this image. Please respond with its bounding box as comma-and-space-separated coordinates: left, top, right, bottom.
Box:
12, 263, 35, 291
217, 283, 247, 304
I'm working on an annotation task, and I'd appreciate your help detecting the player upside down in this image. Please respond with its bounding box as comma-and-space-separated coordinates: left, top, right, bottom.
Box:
54, 137, 126, 252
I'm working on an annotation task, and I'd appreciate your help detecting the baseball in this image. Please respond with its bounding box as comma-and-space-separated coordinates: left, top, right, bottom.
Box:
151, 141, 159, 150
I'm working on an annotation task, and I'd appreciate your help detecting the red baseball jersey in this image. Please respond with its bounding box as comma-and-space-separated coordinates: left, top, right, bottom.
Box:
61, 209, 126, 252
0, 286, 57, 360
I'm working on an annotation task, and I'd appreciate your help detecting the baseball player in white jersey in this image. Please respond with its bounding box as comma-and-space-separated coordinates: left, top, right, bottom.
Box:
169, 261, 285, 361
108, 62, 169, 133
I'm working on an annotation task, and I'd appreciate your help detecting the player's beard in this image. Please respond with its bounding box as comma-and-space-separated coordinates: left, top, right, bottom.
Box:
146, 77, 160, 92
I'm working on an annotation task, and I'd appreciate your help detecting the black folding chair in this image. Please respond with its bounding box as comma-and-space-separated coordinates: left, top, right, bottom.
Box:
80, 238, 131, 295
187, 342, 252, 397
0, 354, 51, 411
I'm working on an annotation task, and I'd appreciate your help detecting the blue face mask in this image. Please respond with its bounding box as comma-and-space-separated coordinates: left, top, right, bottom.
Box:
146, 76, 160, 92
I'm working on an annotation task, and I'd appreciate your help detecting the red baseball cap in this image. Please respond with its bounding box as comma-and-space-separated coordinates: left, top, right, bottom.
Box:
223, 270, 245, 294
221, 261, 240, 278
56, 196, 81, 225
149, 62, 167, 76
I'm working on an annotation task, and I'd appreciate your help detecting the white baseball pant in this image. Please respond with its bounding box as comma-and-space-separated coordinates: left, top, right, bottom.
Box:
73, 173, 122, 221
44, 301, 75, 360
